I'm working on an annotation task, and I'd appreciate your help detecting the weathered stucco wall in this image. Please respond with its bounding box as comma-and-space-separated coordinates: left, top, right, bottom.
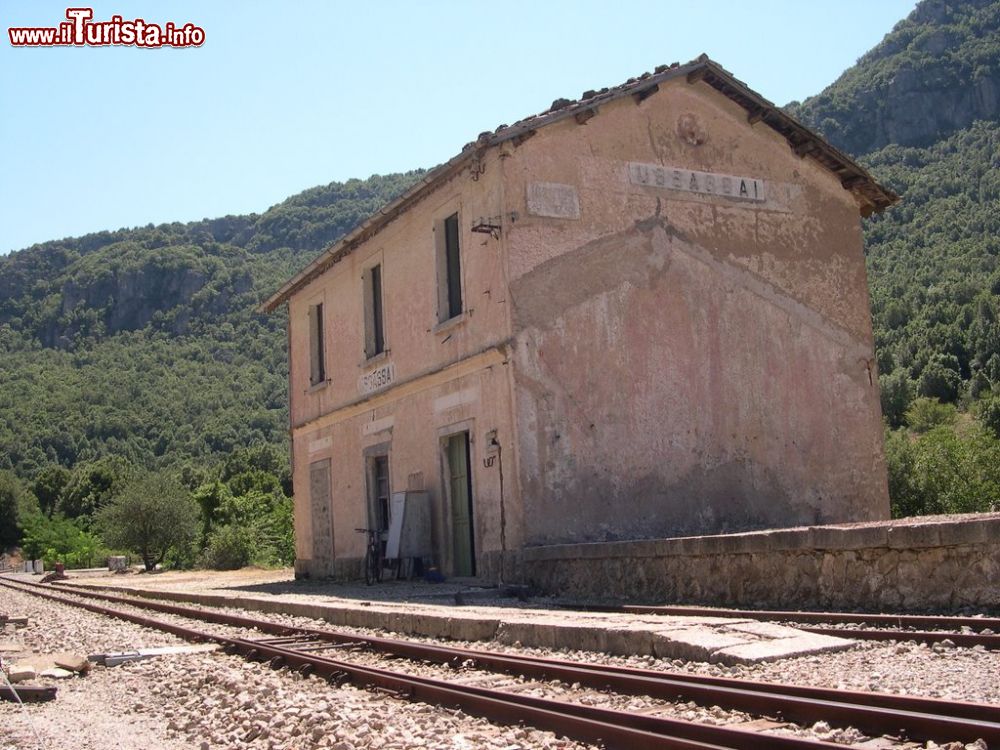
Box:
502, 78, 889, 546
289, 155, 524, 579
522, 514, 1000, 611
286, 71, 891, 580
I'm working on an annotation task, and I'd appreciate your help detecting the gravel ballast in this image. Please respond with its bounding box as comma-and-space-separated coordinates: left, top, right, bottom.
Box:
3, 577, 999, 749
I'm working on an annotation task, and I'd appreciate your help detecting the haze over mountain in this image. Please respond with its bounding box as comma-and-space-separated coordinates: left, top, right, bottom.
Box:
2, 0, 999, 504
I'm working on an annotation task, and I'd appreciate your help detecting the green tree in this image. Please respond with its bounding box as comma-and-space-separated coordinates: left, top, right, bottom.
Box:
917, 354, 963, 403
32, 465, 71, 517
95, 473, 198, 571
0, 470, 36, 548
879, 369, 914, 428
884, 424, 1000, 518
59, 456, 134, 521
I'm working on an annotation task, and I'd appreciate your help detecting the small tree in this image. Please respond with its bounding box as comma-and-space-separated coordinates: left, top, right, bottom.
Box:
32, 465, 71, 518
96, 473, 197, 571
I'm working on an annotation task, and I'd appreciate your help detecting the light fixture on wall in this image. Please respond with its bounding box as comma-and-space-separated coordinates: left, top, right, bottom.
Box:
471, 216, 502, 239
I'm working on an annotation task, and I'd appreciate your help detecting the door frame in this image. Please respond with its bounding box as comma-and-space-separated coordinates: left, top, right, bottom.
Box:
363, 442, 392, 543
438, 419, 477, 577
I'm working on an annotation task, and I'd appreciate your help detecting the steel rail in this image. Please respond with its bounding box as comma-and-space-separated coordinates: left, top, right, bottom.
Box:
799, 626, 1000, 649
3, 577, 1000, 746
0, 578, 815, 750
618, 604, 1000, 632
614, 604, 1000, 649
33, 581, 1000, 722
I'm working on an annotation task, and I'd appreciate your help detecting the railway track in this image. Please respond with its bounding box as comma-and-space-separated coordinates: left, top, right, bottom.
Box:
612, 604, 1000, 650
2, 577, 998, 749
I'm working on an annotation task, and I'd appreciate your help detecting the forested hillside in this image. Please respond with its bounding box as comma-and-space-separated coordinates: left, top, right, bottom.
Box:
0, 172, 423, 479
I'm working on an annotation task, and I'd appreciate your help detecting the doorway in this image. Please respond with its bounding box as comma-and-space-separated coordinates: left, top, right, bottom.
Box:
309, 459, 333, 560
445, 431, 476, 577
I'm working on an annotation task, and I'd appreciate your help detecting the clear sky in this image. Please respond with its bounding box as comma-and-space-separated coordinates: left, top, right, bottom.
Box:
0, 0, 918, 255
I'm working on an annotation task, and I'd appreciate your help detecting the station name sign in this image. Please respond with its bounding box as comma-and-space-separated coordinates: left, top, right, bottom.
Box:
628, 162, 766, 203
359, 362, 395, 396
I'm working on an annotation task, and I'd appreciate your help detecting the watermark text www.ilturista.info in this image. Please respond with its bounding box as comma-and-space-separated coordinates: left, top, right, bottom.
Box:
9, 8, 205, 48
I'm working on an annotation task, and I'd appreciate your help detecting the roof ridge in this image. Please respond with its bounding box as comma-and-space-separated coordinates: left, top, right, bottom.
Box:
261, 56, 897, 313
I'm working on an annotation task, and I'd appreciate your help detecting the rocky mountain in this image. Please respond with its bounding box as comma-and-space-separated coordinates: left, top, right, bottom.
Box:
788, 0, 1000, 154
786, 0, 1000, 427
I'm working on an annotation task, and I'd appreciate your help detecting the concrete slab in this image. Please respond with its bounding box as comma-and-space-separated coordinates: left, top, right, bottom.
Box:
712, 633, 854, 664
652, 627, 752, 661
51, 572, 858, 665
726, 621, 805, 639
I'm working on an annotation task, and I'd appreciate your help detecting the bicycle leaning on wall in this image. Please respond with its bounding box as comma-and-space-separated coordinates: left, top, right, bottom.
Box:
354, 527, 383, 585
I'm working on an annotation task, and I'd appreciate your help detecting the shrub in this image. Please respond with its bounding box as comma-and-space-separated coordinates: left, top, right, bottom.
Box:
200, 524, 255, 570
904, 397, 958, 433
885, 424, 1000, 517
979, 395, 1000, 439
20, 513, 110, 568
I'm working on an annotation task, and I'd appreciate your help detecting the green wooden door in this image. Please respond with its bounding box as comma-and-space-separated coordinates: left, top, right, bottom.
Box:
447, 432, 475, 577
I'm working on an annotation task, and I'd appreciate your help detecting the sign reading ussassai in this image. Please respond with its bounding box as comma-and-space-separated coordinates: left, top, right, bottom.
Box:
628, 162, 766, 203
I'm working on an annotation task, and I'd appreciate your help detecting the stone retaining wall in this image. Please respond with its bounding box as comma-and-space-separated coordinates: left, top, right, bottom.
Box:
521, 514, 1000, 611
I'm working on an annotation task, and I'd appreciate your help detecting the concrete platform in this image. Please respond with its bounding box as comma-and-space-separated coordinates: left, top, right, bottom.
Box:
43, 570, 855, 666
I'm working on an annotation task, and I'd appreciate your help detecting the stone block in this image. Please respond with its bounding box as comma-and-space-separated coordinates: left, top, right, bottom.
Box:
494, 620, 540, 648
811, 524, 888, 550
545, 624, 608, 654
53, 653, 90, 674
712, 633, 853, 665
766, 528, 817, 552
650, 627, 750, 662
447, 615, 499, 642
7, 665, 36, 683
602, 625, 655, 656
39, 667, 73, 679
935, 520, 989, 547
888, 523, 941, 550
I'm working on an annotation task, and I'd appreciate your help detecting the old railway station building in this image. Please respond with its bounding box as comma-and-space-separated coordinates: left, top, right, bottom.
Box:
263, 56, 897, 582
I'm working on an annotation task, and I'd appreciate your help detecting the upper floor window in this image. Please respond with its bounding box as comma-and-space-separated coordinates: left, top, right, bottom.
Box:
363, 263, 385, 358
308, 302, 326, 386
437, 212, 463, 322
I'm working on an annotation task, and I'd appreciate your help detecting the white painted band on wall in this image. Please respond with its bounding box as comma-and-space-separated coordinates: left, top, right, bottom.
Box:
308, 436, 332, 454
434, 387, 479, 413
362, 415, 395, 436
526, 182, 581, 219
